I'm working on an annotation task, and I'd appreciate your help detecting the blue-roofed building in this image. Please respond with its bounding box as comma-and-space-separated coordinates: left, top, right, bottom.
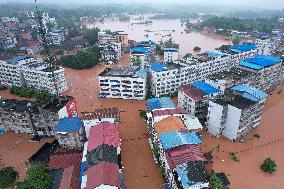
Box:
230, 43, 257, 53
175, 161, 209, 189
159, 131, 201, 151
207, 84, 268, 141
147, 97, 175, 112
238, 55, 282, 90
130, 40, 156, 68
178, 81, 220, 125
55, 117, 84, 149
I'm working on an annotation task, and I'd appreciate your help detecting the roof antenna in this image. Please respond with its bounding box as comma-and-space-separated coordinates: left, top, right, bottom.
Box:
34, 0, 59, 97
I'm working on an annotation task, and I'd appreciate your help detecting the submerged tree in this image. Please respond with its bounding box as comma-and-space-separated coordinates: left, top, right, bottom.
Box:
261, 158, 277, 174
210, 172, 224, 189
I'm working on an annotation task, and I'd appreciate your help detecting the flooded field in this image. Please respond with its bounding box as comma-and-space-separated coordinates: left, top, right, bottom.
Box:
88, 17, 230, 56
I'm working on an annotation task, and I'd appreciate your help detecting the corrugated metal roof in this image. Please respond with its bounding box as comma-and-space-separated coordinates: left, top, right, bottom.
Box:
85, 162, 120, 189
155, 116, 185, 135
179, 84, 206, 101
150, 63, 167, 72
86, 144, 118, 167
230, 44, 256, 52
159, 131, 202, 150
48, 151, 82, 170
176, 161, 209, 188
240, 55, 282, 70
81, 107, 120, 120
231, 84, 268, 101
87, 122, 120, 151
147, 97, 175, 111
166, 144, 207, 170
191, 81, 220, 95
55, 117, 83, 133
152, 108, 185, 117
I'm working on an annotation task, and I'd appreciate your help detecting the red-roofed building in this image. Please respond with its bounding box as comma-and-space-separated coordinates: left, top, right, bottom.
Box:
85, 162, 120, 189
48, 151, 82, 189
48, 151, 82, 170
165, 144, 207, 170
179, 84, 206, 102
87, 122, 120, 152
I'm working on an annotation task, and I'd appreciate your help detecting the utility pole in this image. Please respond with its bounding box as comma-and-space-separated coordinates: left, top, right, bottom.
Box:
34, 0, 59, 97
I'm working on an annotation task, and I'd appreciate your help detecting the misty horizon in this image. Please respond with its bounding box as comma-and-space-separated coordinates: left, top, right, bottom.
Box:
0, 0, 284, 10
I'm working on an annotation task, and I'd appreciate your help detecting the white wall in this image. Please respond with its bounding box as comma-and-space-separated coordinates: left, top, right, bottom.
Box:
207, 101, 223, 137
222, 105, 242, 140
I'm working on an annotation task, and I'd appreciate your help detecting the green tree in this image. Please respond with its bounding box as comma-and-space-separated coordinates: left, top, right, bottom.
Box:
229, 152, 240, 162
17, 164, 52, 189
82, 28, 100, 46
132, 56, 142, 67
232, 37, 241, 45
0, 167, 18, 188
261, 158, 277, 173
193, 46, 201, 52
210, 172, 224, 189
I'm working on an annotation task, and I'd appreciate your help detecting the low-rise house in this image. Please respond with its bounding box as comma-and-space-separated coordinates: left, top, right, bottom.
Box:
48, 151, 82, 189
178, 81, 220, 125
81, 107, 120, 136
98, 66, 148, 100
98, 30, 128, 49
174, 161, 209, 189
207, 84, 268, 141
55, 117, 85, 149
46, 29, 65, 45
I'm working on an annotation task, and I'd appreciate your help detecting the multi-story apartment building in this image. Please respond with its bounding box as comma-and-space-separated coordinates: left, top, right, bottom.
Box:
98, 66, 148, 100
205, 67, 256, 93
98, 31, 128, 49
149, 62, 197, 97
46, 29, 65, 45
207, 84, 267, 141
130, 40, 156, 68
0, 96, 78, 136
0, 56, 68, 94
21, 62, 68, 94
164, 48, 179, 63
98, 41, 122, 63
238, 55, 282, 91
178, 81, 220, 125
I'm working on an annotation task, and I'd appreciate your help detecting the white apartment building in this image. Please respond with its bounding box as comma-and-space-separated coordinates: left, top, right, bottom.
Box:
207, 84, 267, 141
22, 62, 68, 94
238, 55, 282, 91
98, 41, 122, 63
178, 81, 220, 125
98, 66, 148, 100
150, 62, 197, 97
164, 48, 179, 62
46, 30, 65, 45
0, 56, 35, 87
98, 31, 128, 48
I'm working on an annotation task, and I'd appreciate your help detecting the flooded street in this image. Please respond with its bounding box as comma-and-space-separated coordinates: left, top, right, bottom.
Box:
88, 18, 230, 56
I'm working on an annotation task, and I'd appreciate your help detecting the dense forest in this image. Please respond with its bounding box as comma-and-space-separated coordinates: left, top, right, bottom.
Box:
195, 16, 278, 33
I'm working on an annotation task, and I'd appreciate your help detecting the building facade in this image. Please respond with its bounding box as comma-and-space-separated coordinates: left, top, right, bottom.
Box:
207, 84, 267, 141
164, 48, 179, 63
98, 66, 148, 100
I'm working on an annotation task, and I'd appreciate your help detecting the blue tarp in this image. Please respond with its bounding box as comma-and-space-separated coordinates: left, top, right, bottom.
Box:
231, 84, 268, 101
164, 48, 179, 52
230, 44, 257, 52
191, 81, 220, 95
240, 55, 281, 70
147, 97, 175, 111
0, 128, 5, 136
130, 46, 149, 54
159, 131, 201, 150
150, 63, 167, 72
80, 161, 86, 183
203, 51, 227, 57
55, 117, 83, 133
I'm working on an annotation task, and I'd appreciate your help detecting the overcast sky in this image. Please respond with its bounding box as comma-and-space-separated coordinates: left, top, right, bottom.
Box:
1, 0, 284, 9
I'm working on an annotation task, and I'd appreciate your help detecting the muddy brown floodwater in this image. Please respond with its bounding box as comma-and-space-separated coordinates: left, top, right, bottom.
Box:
88, 17, 230, 56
